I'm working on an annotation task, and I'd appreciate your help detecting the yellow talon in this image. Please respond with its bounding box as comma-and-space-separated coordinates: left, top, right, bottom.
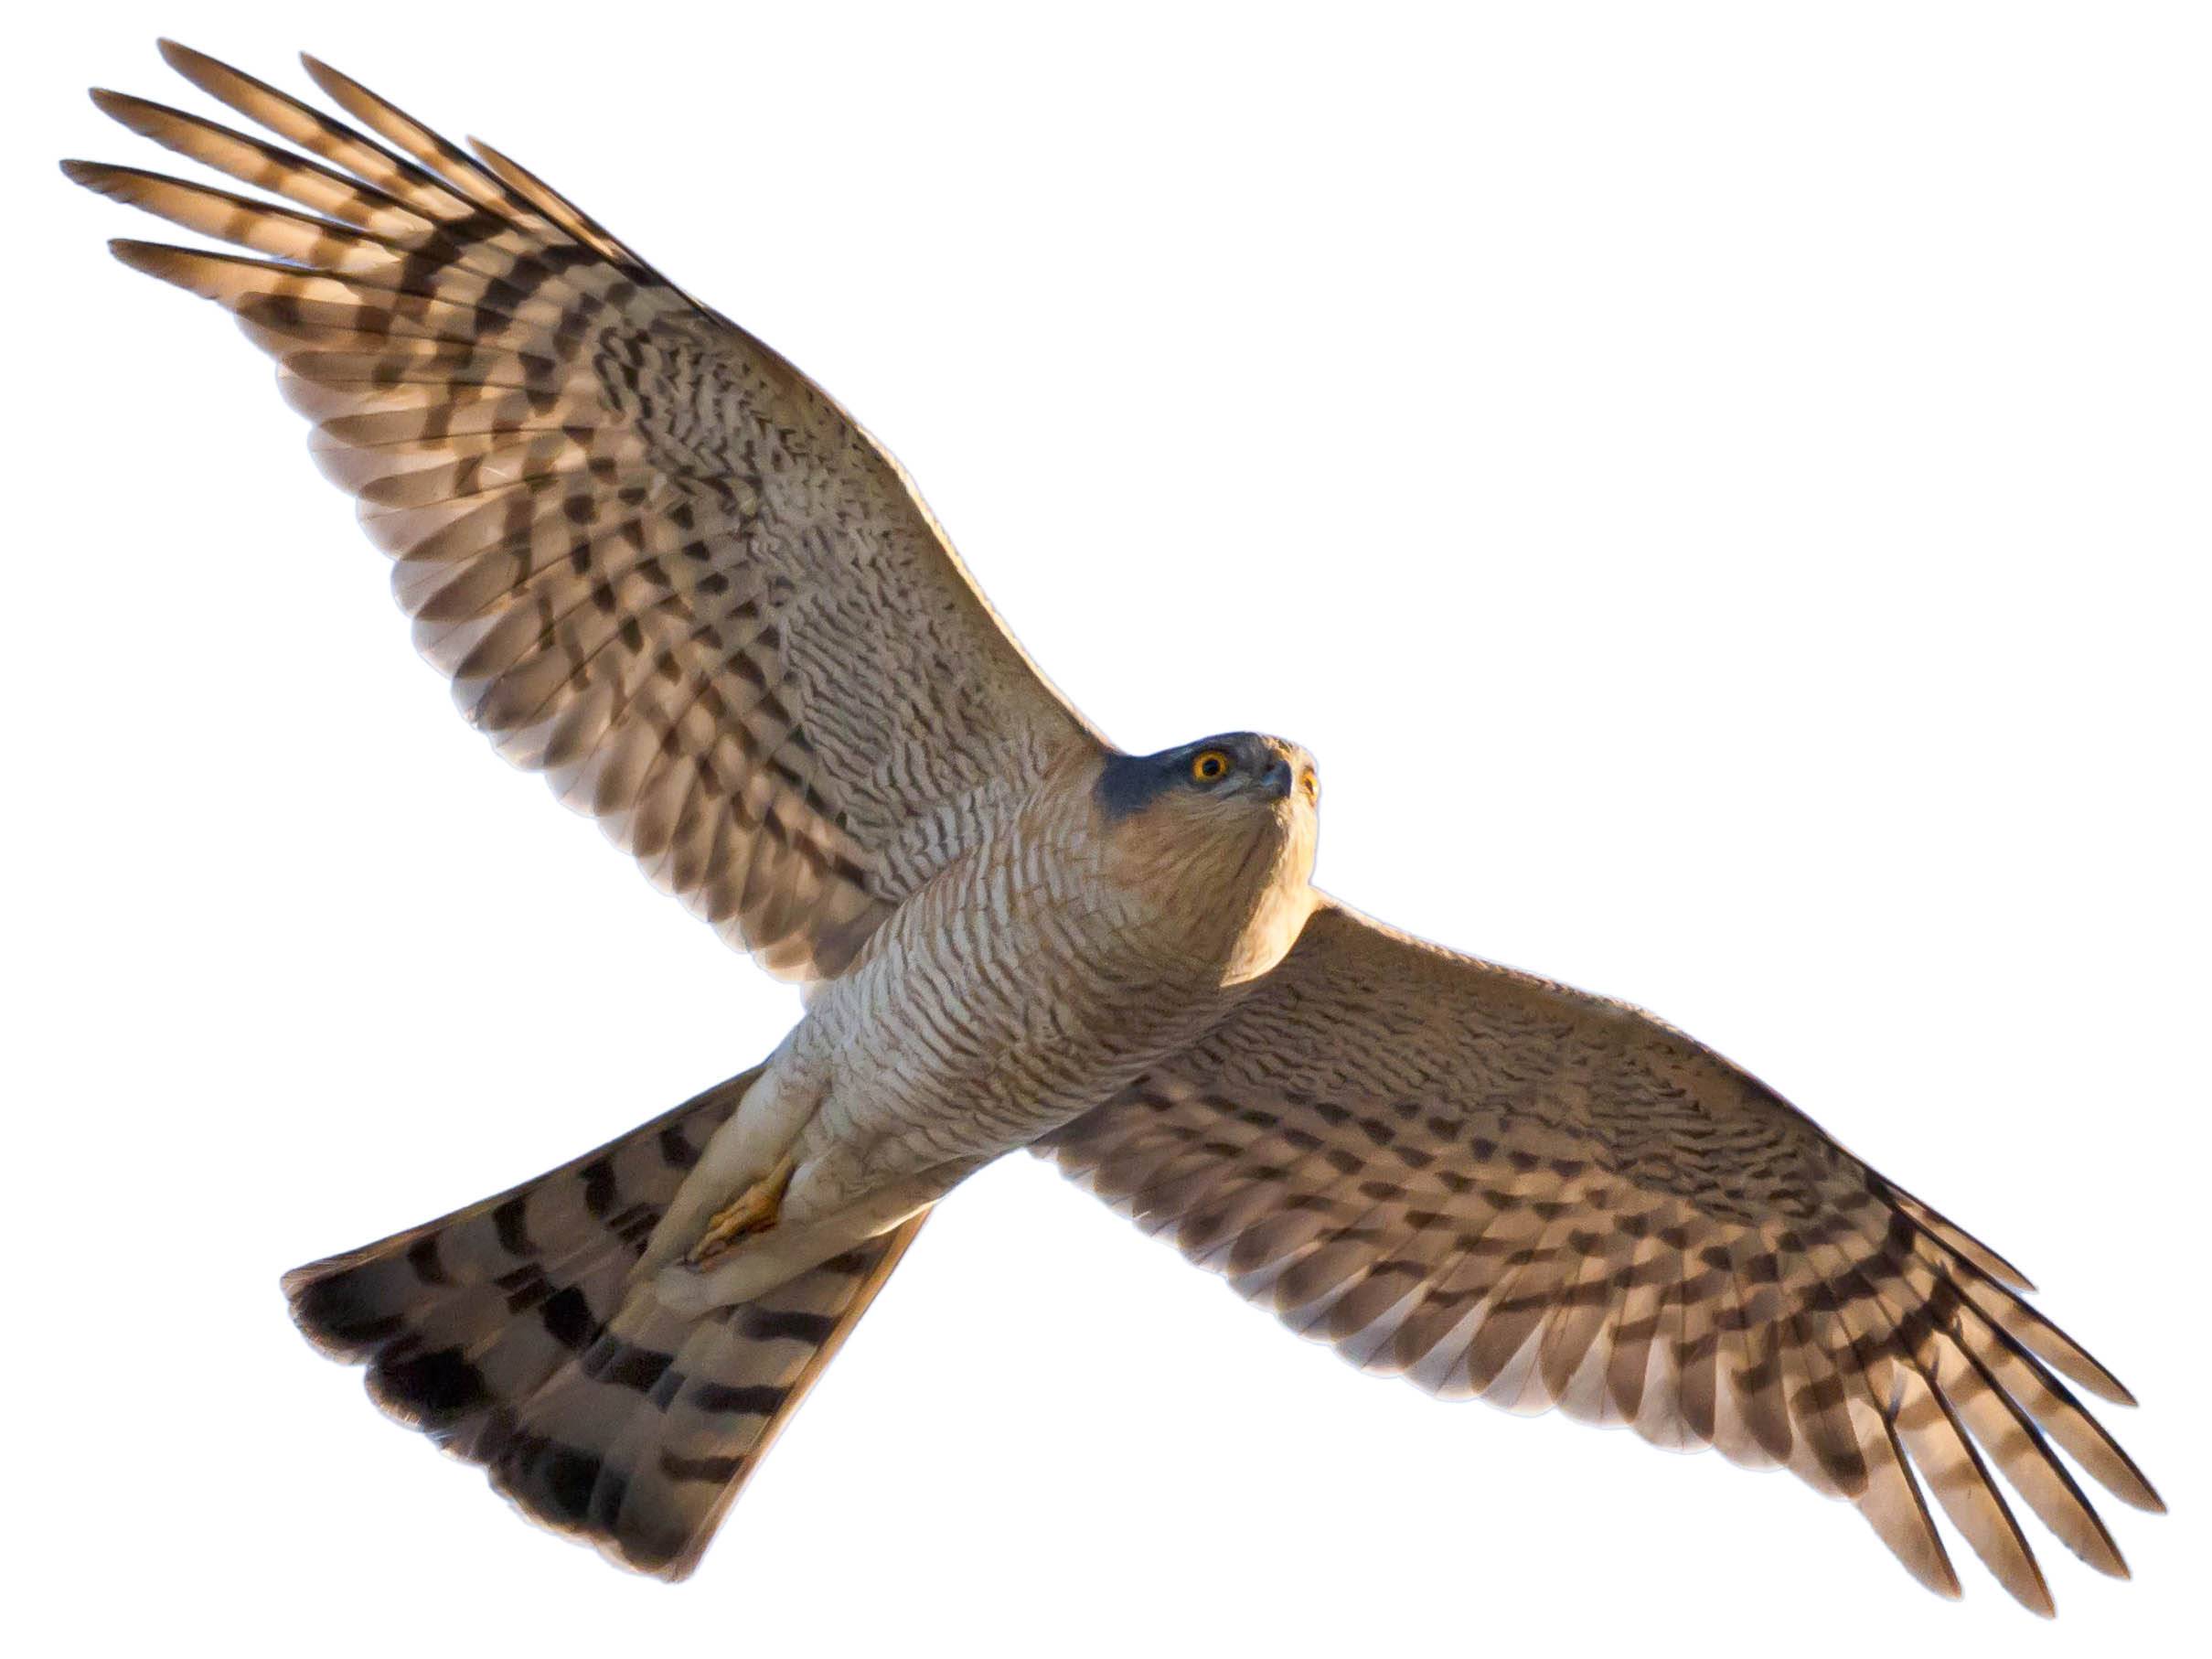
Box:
688, 1154, 796, 1266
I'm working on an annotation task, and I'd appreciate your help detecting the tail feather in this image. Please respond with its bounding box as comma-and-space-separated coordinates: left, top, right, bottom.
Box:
492, 1233, 919, 1576
284, 1065, 924, 1578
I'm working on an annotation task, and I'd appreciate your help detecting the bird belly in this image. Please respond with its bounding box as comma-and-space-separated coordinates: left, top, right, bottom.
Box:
775, 850, 1232, 1219
641, 810, 1270, 1307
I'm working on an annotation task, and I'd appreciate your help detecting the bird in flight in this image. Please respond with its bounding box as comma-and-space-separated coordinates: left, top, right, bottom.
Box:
68, 42, 2159, 1611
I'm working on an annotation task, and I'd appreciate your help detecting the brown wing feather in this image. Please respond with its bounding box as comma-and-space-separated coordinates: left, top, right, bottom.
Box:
1040, 901, 2161, 1612
69, 43, 1101, 982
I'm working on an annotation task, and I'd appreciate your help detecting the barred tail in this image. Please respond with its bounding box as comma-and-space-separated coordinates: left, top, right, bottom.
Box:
283, 1065, 924, 1578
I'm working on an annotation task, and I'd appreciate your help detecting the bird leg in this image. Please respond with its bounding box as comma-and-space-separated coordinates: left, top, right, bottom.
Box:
651, 1157, 986, 1316
687, 1152, 796, 1266
629, 1050, 820, 1288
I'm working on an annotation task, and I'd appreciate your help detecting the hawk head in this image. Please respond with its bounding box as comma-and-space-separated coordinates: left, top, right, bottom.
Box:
1092, 733, 1320, 982
1095, 732, 1320, 823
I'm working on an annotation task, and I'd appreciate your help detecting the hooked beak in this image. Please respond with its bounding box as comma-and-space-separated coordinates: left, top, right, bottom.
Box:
1258, 755, 1296, 800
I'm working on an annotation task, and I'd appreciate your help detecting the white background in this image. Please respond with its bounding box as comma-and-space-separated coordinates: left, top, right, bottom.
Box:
7, 4, 2205, 1654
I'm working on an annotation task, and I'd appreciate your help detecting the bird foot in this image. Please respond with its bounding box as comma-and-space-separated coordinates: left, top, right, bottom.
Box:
687, 1154, 796, 1266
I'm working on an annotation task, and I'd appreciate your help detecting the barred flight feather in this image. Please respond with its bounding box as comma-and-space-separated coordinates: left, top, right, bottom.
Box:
1040, 902, 2161, 1613
69, 40, 1103, 985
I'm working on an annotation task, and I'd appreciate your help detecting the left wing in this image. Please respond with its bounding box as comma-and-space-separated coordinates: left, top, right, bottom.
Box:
1038, 901, 2160, 1612
67, 44, 1104, 983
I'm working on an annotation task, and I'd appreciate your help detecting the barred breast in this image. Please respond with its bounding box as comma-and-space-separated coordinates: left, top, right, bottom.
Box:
781, 747, 1312, 1214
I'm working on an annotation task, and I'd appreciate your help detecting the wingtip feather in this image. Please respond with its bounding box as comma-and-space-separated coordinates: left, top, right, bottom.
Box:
155, 38, 208, 81
297, 51, 342, 98
107, 236, 173, 276
60, 158, 152, 209
87, 86, 176, 135
106, 237, 219, 294
156, 37, 208, 73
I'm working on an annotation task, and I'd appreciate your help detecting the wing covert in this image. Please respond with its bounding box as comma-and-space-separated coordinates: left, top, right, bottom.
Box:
1040, 901, 2160, 1611
70, 44, 1102, 981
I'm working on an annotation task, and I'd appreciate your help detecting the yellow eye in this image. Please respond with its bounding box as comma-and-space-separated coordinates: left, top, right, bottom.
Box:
1299, 769, 1320, 803
1191, 749, 1233, 783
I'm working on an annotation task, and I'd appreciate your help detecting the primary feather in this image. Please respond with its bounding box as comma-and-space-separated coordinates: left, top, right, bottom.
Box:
1041, 903, 2162, 1614
70, 40, 1098, 985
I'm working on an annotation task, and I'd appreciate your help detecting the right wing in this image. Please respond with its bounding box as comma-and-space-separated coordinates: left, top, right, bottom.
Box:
69, 43, 1104, 981
1042, 901, 2160, 1611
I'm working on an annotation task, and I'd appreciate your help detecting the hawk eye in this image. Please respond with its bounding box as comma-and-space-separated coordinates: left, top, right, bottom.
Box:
1299, 768, 1320, 803
1190, 749, 1233, 784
